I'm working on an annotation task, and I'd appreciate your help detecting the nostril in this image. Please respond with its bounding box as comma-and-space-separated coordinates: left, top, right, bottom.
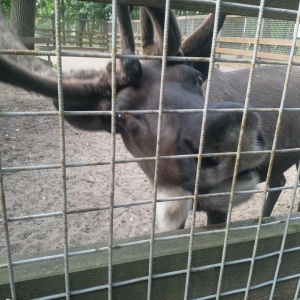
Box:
257, 132, 264, 146
201, 156, 220, 168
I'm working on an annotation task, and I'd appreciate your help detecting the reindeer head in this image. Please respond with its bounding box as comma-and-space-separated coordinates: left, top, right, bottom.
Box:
113, 7, 265, 216
0, 6, 265, 229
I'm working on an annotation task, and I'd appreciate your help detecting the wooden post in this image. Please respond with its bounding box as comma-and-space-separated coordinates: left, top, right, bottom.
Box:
89, 19, 94, 47
51, 17, 55, 47
47, 40, 50, 62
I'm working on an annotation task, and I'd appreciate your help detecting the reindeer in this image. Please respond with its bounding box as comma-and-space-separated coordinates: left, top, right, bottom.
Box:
0, 6, 299, 231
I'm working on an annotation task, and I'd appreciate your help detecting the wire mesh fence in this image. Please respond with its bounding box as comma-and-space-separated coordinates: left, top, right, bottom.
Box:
3, 10, 299, 56
0, 0, 300, 299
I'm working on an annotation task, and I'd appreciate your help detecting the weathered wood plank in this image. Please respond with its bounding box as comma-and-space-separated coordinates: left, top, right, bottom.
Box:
215, 47, 300, 63
216, 62, 252, 70
81, 0, 300, 21
1, 213, 300, 299
217, 36, 300, 47
20, 37, 50, 44
37, 28, 109, 36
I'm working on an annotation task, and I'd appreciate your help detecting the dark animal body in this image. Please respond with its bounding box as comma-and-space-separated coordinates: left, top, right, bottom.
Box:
0, 7, 299, 231
207, 66, 300, 219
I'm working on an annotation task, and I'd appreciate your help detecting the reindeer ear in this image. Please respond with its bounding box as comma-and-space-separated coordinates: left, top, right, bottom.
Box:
181, 13, 226, 81
141, 7, 182, 56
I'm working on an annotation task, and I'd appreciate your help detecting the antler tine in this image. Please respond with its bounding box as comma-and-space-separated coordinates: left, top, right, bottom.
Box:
0, 6, 142, 102
141, 7, 182, 56
0, 55, 59, 98
0, 12, 98, 102
0, 55, 112, 105
117, 5, 142, 82
117, 5, 136, 54
140, 7, 154, 55
181, 13, 226, 80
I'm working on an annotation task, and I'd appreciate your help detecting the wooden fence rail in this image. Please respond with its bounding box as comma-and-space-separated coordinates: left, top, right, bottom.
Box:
30, 28, 299, 69
35, 28, 110, 51
1, 213, 300, 299
214, 36, 300, 68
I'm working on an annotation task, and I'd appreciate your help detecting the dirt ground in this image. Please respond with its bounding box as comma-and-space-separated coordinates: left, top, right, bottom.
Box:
0, 56, 299, 260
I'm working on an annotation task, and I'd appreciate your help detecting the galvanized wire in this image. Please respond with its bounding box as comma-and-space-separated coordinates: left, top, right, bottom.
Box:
0, 146, 300, 177
0, 154, 16, 299
0, 218, 298, 268
222, 1, 295, 16
30, 261, 300, 300
2, 106, 300, 118
1, 213, 299, 268
4, 47, 300, 67
1, 219, 299, 269
270, 160, 300, 298
295, 271, 300, 300
1, 1, 300, 299
184, 1, 222, 299
244, 2, 300, 298
107, 1, 118, 299
1, 183, 299, 227
147, 1, 172, 299
53, 0, 70, 298
0, 217, 299, 299
268, 4, 300, 297
217, 0, 266, 296
215, 0, 266, 298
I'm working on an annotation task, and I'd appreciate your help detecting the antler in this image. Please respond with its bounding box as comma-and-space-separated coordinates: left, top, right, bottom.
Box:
139, 8, 225, 80
0, 7, 141, 103
117, 4, 142, 81
140, 7, 182, 56
181, 13, 226, 81
0, 7, 143, 131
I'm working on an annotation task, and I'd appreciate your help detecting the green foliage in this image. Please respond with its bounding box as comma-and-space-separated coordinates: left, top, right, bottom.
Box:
36, 0, 55, 16
131, 7, 140, 20
173, 10, 202, 17
0, 0, 192, 20
1, 0, 159, 21
72, 2, 112, 20
36, 0, 113, 20
0, 0, 11, 13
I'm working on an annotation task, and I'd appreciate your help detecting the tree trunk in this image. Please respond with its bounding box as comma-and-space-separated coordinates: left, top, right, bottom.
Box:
89, 18, 95, 47
10, 0, 37, 50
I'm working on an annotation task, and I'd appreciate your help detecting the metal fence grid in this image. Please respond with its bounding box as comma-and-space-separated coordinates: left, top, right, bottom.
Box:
1, 0, 300, 299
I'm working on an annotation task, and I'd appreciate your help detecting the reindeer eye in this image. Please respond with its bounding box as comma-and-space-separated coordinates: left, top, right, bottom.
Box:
116, 114, 125, 125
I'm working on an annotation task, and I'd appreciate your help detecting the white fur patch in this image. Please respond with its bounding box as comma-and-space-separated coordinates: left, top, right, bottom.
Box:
156, 187, 192, 231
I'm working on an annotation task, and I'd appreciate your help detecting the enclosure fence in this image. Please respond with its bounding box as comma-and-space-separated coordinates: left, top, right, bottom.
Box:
4, 12, 299, 59
1, 0, 300, 299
